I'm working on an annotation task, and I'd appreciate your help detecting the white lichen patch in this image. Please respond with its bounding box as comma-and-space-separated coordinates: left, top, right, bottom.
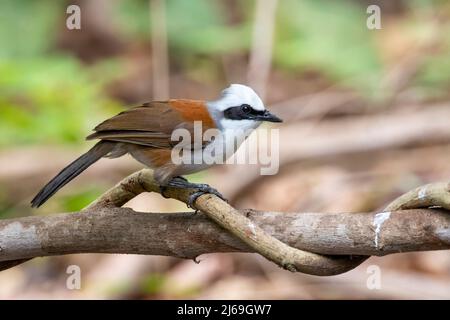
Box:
372, 212, 391, 249
418, 186, 428, 201
434, 228, 450, 244
248, 222, 256, 236
248, 222, 257, 237
0, 222, 40, 256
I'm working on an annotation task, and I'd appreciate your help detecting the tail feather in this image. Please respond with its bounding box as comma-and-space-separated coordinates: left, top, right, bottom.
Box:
31, 141, 115, 208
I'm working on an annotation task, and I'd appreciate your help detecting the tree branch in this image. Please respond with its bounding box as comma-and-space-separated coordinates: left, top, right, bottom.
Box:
1, 170, 449, 276
1, 207, 449, 268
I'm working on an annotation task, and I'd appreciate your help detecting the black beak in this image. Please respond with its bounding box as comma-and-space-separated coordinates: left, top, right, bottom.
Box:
257, 110, 283, 123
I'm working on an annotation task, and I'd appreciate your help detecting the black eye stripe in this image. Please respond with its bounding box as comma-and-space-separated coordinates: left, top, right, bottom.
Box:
223, 105, 264, 120
223, 107, 242, 120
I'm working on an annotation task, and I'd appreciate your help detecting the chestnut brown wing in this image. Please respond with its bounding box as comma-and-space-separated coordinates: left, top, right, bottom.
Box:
86, 100, 216, 149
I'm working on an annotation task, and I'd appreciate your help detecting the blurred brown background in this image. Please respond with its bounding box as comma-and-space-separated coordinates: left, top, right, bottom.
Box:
0, 0, 450, 299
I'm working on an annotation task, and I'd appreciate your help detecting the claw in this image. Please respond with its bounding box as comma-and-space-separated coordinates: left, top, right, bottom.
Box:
188, 185, 228, 208
159, 185, 171, 199
202, 186, 227, 203
165, 177, 227, 207
188, 191, 205, 209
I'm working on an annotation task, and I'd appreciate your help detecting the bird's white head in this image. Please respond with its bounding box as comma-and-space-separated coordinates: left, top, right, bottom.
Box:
207, 84, 282, 131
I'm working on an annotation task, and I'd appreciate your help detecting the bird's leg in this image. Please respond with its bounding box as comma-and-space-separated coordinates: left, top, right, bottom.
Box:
160, 176, 190, 198
159, 185, 170, 199
167, 176, 227, 208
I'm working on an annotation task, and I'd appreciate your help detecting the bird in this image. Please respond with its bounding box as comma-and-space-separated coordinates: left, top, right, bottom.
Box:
31, 84, 282, 208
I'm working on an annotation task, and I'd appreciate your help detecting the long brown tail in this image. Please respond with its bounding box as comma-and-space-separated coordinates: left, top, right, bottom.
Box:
31, 141, 115, 208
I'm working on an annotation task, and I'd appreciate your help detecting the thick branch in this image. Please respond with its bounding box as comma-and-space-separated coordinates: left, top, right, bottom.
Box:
0, 208, 449, 267
2, 169, 449, 276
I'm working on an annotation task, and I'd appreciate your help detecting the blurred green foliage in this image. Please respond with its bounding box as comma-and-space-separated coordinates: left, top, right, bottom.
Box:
140, 273, 167, 295
0, 0, 61, 59
117, 0, 449, 99
417, 52, 450, 98
59, 186, 104, 212
0, 57, 122, 146
1, 0, 449, 149
413, 27, 450, 98
117, 0, 251, 54
0, 0, 122, 147
140, 272, 200, 297
276, 0, 383, 96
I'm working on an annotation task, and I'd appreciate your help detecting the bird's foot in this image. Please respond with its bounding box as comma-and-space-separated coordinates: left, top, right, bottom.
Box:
166, 177, 227, 209
159, 185, 170, 199
187, 184, 227, 209
160, 176, 187, 198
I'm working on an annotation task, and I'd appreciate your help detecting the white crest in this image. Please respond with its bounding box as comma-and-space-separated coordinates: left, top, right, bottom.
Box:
207, 84, 266, 131
209, 84, 265, 112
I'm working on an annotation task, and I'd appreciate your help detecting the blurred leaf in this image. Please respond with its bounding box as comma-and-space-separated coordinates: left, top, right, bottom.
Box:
141, 273, 167, 295
0, 0, 63, 59
166, 0, 250, 54
116, 0, 250, 55
275, 0, 383, 97
0, 56, 122, 146
59, 187, 104, 212
115, 0, 151, 38
414, 29, 450, 99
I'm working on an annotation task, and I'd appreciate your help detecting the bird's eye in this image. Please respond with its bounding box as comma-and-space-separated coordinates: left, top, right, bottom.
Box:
241, 104, 251, 113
